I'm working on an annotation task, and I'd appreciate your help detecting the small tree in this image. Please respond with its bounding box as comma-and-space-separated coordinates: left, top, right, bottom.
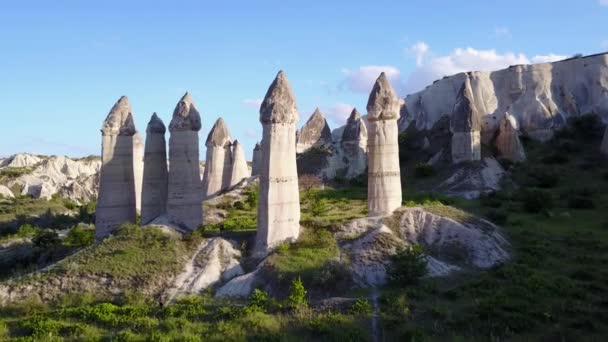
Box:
288, 277, 307, 309
247, 288, 269, 313
388, 245, 427, 286
299, 174, 322, 199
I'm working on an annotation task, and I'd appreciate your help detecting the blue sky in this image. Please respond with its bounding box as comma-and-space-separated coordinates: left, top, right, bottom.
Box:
1, 0, 607, 159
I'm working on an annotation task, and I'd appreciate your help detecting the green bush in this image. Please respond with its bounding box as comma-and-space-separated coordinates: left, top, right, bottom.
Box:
526, 167, 559, 188
247, 289, 269, 313
309, 195, 327, 216
288, 277, 307, 309
232, 201, 245, 210
246, 187, 259, 208
64, 225, 94, 247
350, 297, 372, 316
388, 245, 427, 286
485, 209, 508, 225
521, 189, 554, 213
32, 230, 60, 247
414, 163, 435, 178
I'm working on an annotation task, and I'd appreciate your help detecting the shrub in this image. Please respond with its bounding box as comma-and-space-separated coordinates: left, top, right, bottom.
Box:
350, 297, 372, 316
32, 230, 60, 247
232, 201, 245, 210
485, 209, 508, 225
388, 245, 427, 286
479, 193, 503, 208
309, 195, 327, 216
526, 168, 559, 188
414, 163, 435, 178
247, 289, 269, 313
246, 188, 259, 208
288, 277, 307, 309
64, 225, 94, 247
521, 189, 554, 213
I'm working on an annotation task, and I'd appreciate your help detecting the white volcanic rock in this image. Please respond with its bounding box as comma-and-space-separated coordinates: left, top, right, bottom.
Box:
251, 142, 262, 176
400, 53, 608, 142
495, 112, 526, 162
163, 237, 244, 302
451, 75, 482, 164
0, 153, 41, 168
254, 71, 301, 256
296, 108, 332, 153
602, 126, 608, 157
228, 140, 250, 188
0, 185, 14, 199
340, 108, 368, 178
96, 96, 137, 240
167, 93, 203, 231
141, 114, 168, 225
201, 118, 232, 199
337, 207, 509, 287
133, 132, 144, 214
435, 157, 505, 199
366, 73, 402, 216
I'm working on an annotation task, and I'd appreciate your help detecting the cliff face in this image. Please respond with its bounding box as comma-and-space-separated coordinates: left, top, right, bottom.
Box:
399, 53, 608, 142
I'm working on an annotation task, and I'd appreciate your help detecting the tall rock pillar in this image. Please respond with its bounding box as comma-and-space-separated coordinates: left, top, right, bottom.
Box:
366, 73, 402, 216
95, 96, 137, 240
451, 76, 482, 163
141, 113, 168, 225
201, 118, 233, 199
341, 108, 368, 178
255, 71, 301, 256
229, 140, 250, 187
495, 112, 526, 162
133, 132, 144, 214
167, 93, 203, 231
251, 142, 262, 176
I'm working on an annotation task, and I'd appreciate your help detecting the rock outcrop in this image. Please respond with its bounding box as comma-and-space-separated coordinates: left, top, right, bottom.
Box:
451, 76, 482, 164
0, 185, 14, 199
296, 108, 332, 153
0, 154, 41, 168
133, 132, 144, 213
201, 118, 233, 199
340, 108, 368, 178
141, 113, 168, 225
435, 157, 505, 199
399, 53, 608, 142
167, 93, 203, 231
228, 140, 250, 188
251, 142, 262, 176
495, 112, 526, 162
255, 71, 301, 256
95, 96, 137, 240
602, 125, 608, 157
366, 73, 402, 216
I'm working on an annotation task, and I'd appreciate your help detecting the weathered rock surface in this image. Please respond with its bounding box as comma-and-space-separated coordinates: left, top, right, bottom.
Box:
251, 142, 262, 176
167, 93, 203, 231
338, 207, 509, 286
1, 154, 100, 203
367, 73, 402, 216
133, 132, 144, 213
255, 71, 301, 256
451, 76, 482, 163
400, 53, 608, 142
215, 260, 266, 298
162, 237, 243, 303
95, 96, 137, 240
435, 157, 505, 199
495, 112, 526, 162
201, 118, 233, 199
141, 113, 168, 225
228, 140, 250, 188
0, 185, 14, 198
340, 108, 368, 178
296, 108, 332, 153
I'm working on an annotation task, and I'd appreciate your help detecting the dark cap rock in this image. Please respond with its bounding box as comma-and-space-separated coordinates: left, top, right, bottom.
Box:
366, 72, 400, 121
205, 118, 232, 147
260, 71, 299, 124
146, 113, 166, 134
101, 96, 136, 136
169, 92, 202, 132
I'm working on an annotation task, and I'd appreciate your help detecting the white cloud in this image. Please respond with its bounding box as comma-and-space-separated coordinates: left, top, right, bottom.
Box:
530, 54, 568, 64
341, 65, 402, 94
242, 98, 263, 108
408, 41, 430, 66
244, 128, 259, 139
494, 26, 511, 37
600, 0, 608, 7
323, 103, 355, 125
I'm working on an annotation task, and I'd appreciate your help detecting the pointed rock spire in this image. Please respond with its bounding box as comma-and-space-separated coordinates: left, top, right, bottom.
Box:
252, 142, 262, 176
229, 139, 250, 187
347, 108, 362, 124
206, 118, 232, 147
296, 108, 332, 153
260, 71, 299, 124
342, 107, 367, 143
367, 72, 400, 121
101, 96, 136, 136
169, 92, 202, 132
451, 76, 481, 133
146, 113, 166, 134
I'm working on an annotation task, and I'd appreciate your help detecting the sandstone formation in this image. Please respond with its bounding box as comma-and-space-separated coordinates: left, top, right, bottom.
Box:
0, 185, 14, 199
602, 125, 608, 157
201, 118, 233, 199
451, 75, 482, 164
133, 132, 144, 213
251, 142, 262, 176
95, 96, 137, 240
167, 93, 203, 231
228, 140, 250, 187
0, 154, 41, 168
296, 108, 332, 153
366, 73, 402, 216
141, 113, 168, 225
435, 157, 505, 199
255, 71, 301, 256
340, 108, 368, 178
495, 112, 526, 162
399, 53, 608, 142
